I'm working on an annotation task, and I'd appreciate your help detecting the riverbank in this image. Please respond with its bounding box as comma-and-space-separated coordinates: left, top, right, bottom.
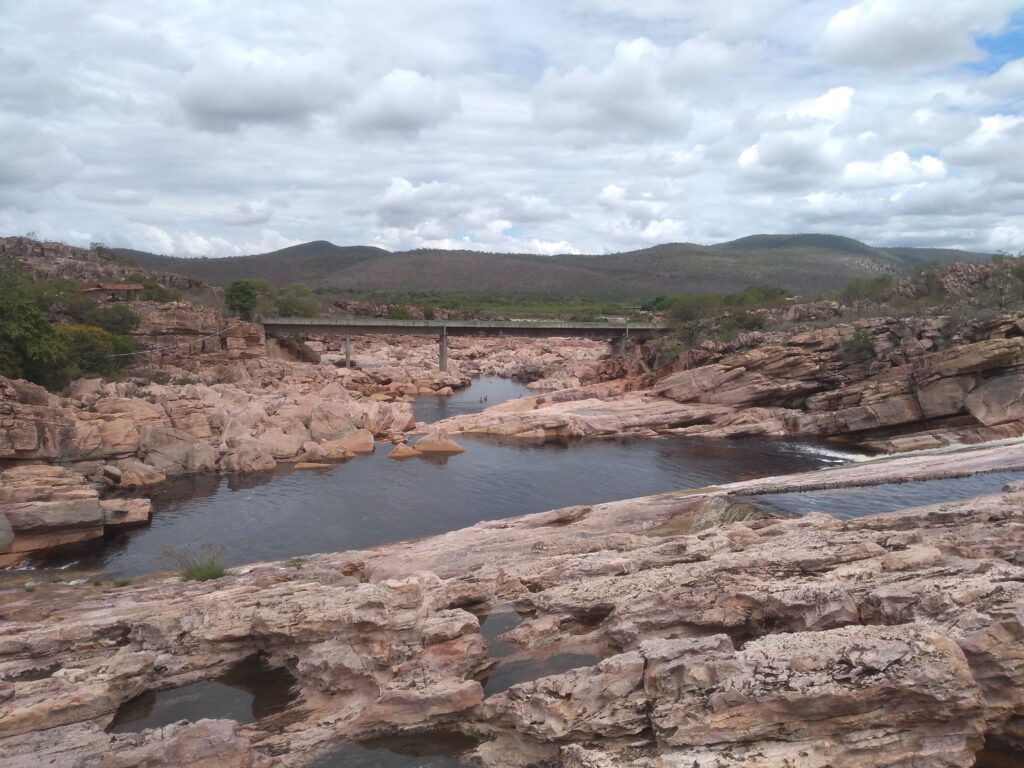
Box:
1, 438, 1022, 767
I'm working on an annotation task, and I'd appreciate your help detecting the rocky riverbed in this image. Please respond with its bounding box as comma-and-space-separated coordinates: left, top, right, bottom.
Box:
1, 441, 1023, 767
430, 314, 1024, 455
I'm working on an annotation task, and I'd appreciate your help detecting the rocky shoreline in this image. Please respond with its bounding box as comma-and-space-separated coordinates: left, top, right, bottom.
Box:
430, 314, 1024, 455
1, 440, 1022, 766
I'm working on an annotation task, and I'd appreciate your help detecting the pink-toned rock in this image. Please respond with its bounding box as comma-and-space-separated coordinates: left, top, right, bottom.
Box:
413, 429, 466, 454
388, 443, 418, 459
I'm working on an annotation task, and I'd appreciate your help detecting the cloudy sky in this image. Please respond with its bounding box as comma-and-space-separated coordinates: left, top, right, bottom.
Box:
1, 1, 1023, 257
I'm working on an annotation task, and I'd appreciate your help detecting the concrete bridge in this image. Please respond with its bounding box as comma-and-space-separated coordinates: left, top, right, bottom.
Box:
260, 316, 668, 371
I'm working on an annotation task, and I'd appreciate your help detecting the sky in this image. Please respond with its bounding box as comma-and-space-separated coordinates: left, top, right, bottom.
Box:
1, 0, 1023, 257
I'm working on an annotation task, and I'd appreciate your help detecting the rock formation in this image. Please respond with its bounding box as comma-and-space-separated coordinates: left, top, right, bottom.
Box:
432, 314, 1024, 453
1, 442, 1022, 766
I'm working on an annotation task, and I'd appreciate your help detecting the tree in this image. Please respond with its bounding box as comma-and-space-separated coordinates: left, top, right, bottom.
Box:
225, 279, 262, 320
0, 259, 70, 383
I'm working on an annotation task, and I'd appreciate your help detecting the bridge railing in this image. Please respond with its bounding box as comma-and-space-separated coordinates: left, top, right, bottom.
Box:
260, 316, 666, 331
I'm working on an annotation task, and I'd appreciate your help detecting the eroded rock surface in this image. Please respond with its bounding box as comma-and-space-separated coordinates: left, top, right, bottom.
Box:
2, 444, 1023, 767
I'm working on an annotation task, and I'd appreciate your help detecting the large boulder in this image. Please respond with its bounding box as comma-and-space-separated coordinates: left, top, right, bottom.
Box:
965, 372, 1024, 426
99, 498, 152, 527
915, 375, 977, 418
139, 426, 218, 474
255, 428, 305, 460
219, 442, 277, 473
321, 428, 375, 455
114, 459, 167, 488
308, 402, 360, 442
0, 377, 74, 460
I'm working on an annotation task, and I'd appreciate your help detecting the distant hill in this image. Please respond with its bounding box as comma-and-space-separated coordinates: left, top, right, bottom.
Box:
117, 234, 993, 298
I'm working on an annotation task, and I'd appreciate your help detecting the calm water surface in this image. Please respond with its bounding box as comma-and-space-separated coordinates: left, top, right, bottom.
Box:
15, 376, 952, 578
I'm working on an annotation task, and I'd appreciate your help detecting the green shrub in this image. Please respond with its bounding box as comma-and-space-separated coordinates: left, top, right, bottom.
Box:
275, 284, 320, 317
139, 278, 182, 302
388, 305, 413, 320
162, 543, 228, 581
840, 275, 894, 305
841, 328, 876, 360
84, 304, 140, 335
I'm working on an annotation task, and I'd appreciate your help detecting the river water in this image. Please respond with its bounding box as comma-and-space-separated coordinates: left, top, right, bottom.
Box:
23, 377, 862, 577
19, 376, 1021, 578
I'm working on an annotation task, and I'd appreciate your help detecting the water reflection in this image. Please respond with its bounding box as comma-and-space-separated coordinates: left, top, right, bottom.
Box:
107, 655, 297, 733
309, 733, 479, 768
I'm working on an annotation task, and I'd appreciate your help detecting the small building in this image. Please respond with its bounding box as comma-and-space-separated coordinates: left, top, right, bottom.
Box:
80, 282, 144, 302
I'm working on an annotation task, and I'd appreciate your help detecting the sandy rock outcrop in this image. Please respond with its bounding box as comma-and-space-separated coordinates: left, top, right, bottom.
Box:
0, 465, 104, 565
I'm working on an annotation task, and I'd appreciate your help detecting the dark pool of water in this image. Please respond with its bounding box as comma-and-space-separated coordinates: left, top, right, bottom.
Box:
476, 609, 523, 658
28, 431, 848, 577
107, 655, 296, 733
412, 375, 542, 424
752, 471, 1024, 520
483, 651, 601, 697
974, 745, 1024, 767
308, 732, 479, 768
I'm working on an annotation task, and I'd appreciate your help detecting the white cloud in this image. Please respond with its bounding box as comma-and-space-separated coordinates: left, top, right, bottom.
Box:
532, 38, 693, 139
348, 69, 460, 134
786, 86, 854, 122
822, 0, 1022, 71
842, 151, 946, 187
0, 0, 1022, 255
178, 46, 347, 131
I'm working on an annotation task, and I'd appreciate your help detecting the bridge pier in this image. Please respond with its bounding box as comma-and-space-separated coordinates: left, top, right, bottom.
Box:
344, 336, 352, 368
439, 327, 448, 372
610, 335, 626, 356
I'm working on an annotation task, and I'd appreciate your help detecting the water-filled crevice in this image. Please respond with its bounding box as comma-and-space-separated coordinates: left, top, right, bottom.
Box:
307, 731, 481, 767
106, 654, 298, 733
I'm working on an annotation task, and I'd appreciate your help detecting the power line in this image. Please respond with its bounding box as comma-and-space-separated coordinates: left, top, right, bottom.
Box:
106, 322, 248, 357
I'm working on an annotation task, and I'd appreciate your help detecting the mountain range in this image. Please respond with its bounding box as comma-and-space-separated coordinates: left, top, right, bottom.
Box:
117, 234, 992, 298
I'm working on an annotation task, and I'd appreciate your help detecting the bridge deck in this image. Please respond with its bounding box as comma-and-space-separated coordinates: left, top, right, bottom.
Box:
261, 316, 667, 339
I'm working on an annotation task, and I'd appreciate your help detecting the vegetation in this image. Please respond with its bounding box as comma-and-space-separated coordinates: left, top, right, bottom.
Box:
225, 278, 264, 320
274, 283, 320, 317
84, 304, 140, 336
116, 234, 992, 298
162, 543, 228, 582
0, 258, 135, 388
138, 277, 182, 302
841, 328, 877, 360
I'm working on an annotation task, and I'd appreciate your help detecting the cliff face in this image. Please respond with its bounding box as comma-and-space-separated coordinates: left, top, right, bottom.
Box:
130, 302, 266, 363
0, 237, 219, 298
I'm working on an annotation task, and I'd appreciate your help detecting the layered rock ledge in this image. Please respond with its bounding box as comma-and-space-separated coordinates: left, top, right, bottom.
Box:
1, 442, 1022, 767
430, 315, 1024, 453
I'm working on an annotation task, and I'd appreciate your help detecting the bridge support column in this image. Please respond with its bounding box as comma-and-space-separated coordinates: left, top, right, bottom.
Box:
610, 335, 626, 356
344, 336, 352, 368
439, 328, 448, 372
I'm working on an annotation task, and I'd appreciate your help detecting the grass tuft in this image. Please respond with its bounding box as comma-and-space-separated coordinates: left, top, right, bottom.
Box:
162, 543, 228, 582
